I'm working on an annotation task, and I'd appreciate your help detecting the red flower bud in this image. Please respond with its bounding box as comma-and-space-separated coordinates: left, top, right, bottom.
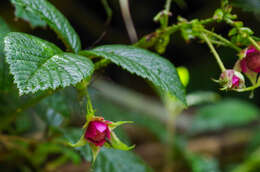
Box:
84, 120, 111, 147
218, 69, 245, 89
240, 45, 260, 73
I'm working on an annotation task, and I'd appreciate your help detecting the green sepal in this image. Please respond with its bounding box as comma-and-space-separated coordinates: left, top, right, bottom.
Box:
108, 121, 133, 130
69, 134, 87, 147
89, 142, 100, 163
106, 131, 135, 151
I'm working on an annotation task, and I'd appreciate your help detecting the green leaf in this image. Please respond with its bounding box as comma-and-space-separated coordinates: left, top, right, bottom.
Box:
174, 136, 221, 172
15, 112, 32, 133
4, 32, 94, 95
187, 154, 220, 172
0, 17, 11, 57
36, 91, 71, 127
11, 0, 81, 52
81, 45, 186, 105
190, 99, 260, 134
231, 148, 260, 172
62, 128, 92, 162
247, 128, 260, 154
0, 17, 12, 91
93, 148, 153, 172
62, 128, 153, 172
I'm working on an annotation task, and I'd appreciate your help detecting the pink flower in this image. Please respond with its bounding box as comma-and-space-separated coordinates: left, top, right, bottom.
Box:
218, 69, 245, 89
84, 120, 111, 147
240, 45, 260, 73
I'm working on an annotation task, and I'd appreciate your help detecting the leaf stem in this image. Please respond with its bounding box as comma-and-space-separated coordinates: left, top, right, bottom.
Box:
86, 90, 94, 115
202, 33, 226, 72
94, 59, 110, 70
235, 83, 260, 92
165, 0, 172, 12
163, 0, 172, 27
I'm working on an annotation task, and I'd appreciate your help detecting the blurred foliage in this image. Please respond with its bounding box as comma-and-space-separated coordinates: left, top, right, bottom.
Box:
190, 99, 260, 134
232, 0, 260, 15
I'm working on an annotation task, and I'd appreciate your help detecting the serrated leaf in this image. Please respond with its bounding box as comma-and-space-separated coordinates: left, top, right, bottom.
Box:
190, 99, 260, 134
4, 32, 94, 94
11, 0, 81, 52
81, 45, 186, 105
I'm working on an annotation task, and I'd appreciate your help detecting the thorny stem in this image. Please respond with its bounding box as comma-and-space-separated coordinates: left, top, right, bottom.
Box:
201, 28, 242, 52
202, 33, 226, 72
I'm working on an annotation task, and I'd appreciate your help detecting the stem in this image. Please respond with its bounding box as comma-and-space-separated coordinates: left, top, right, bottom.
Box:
163, 98, 184, 172
200, 18, 216, 25
202, 33, 226, 72
224, 18, 260, 52
165, 23, 182, 35
86, 90, 94, 115
94, 59, 110, 70
163, 0, 172, 27
165, 0, 172, 12
235, 83, 260, 92
101, 0, 112, 24
248, 37, 260, 51
119, 0, 138, 43
201, 29, 242, 52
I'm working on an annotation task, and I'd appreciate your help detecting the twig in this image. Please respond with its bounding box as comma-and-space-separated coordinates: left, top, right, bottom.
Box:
201, 28, 242, 52
202, 33, 226, 72
119, 0, 138, 43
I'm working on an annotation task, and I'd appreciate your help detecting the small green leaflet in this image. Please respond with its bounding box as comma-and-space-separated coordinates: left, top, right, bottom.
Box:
11, 0, 81, 52
4, 32, 94, 95
81, 45, 186, 105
